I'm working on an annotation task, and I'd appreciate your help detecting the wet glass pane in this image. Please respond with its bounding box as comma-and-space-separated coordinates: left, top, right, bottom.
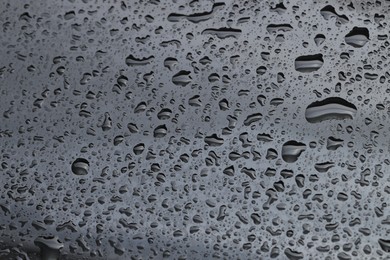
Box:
0, 0, 389, 259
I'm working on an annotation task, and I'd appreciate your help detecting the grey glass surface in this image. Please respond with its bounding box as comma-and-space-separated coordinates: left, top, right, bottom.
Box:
0, 0, 390, 259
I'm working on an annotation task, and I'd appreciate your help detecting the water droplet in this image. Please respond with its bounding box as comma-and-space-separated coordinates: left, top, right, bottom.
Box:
314, 34, 326, 46
314, 161, 335, 172
204, 134, 224, 147
320, 5, 349, 24
167, 2, 225, 23
71, 158, 89, 175
282, 141, 306, 163
154, 125, 167, 138
266, 24, 293, 33
202, 27, 242, 39
172, 70, 192, 86
284, 248, 304, 260
125, 55, 154, 66
305, 97, 357, 123
326, 137, 343, 150
34, 236, 63, 260
345, 27, 370, 48
295, 54, 324, 73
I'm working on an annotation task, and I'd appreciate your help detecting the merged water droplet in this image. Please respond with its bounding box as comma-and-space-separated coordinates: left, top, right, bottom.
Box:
282, 141, 306, 163
172, 70, 192, 86
379, 239, 390, 252
167, 2, 225, 23
320, 5, 349, 24
202, 28, 242, 39
243, 113, 262, 126
314, 161, 335, 172
164, 57, 178, 71
326, 136, 344, 150
345, 27, 370, 48
204, 134, 224, 146
295, 54, 324, 73
284, 248, 304, 260
305, 97, 357, 123
266, 24, 293, 33
125, 55, 154, 66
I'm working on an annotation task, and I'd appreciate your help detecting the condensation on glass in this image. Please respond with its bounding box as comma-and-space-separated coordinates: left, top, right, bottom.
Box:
0, 0, 389, 259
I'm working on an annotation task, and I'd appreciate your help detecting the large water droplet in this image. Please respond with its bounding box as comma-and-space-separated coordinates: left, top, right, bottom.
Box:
282, 141, 306, 163
34, 236, 64, 260
202, 27, 242, 39
172, 70, 192, 86
305, 97, 357, 123
345, 27, 370, 48
295, 54, 324, 73
71, 158, 89, 175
